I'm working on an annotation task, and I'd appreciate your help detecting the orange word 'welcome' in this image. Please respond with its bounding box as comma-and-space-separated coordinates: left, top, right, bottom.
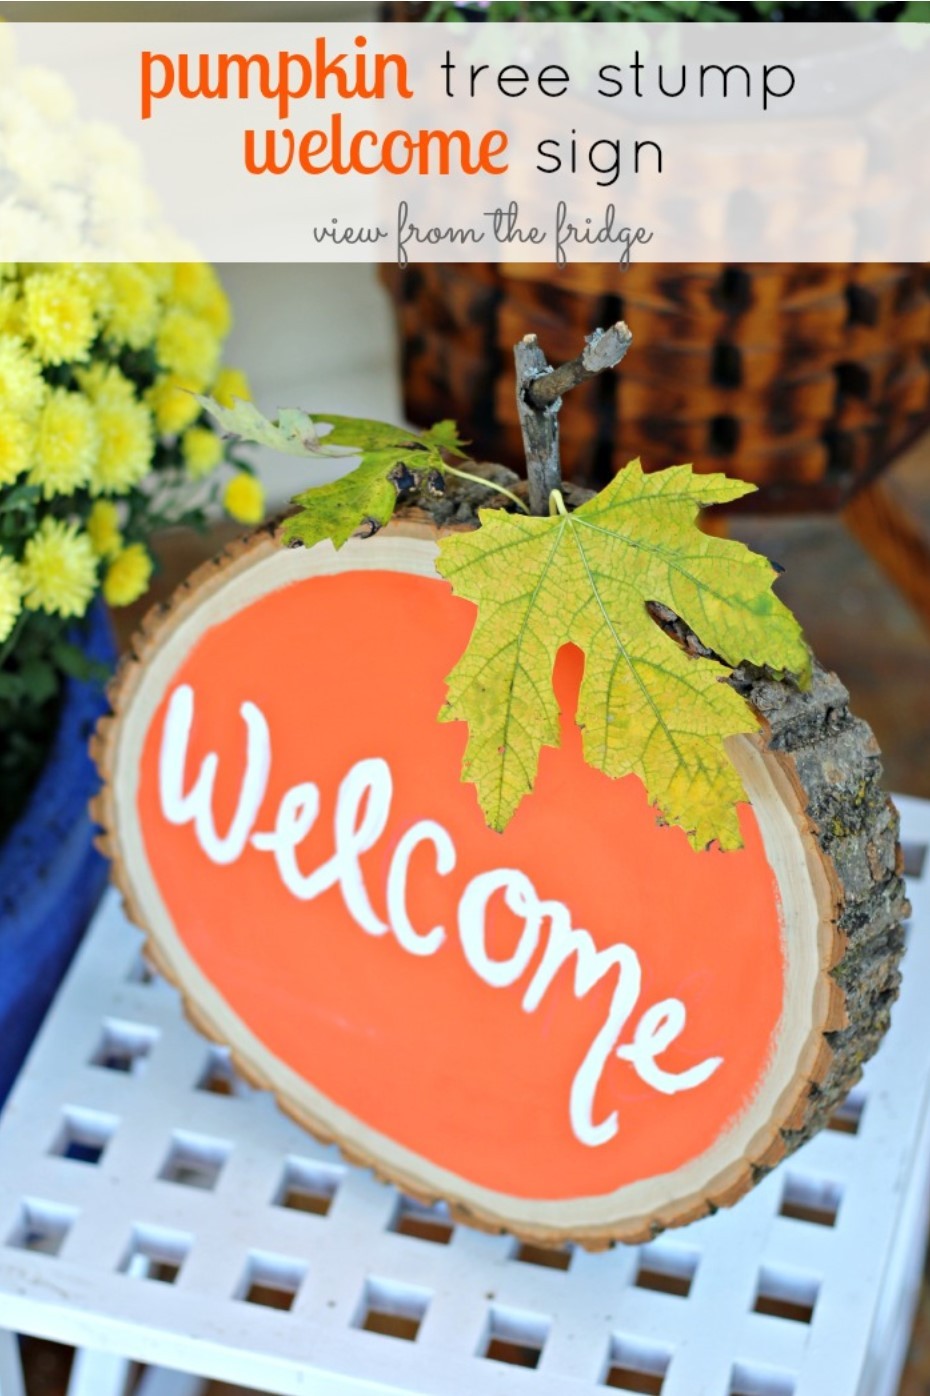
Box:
244, 116, 509, 177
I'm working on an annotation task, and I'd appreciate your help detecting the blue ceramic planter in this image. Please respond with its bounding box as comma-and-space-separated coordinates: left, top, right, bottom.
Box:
0, 601, 117, 1105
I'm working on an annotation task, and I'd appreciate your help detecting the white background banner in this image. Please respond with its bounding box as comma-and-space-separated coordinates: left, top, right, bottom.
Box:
2, 19, 929, 263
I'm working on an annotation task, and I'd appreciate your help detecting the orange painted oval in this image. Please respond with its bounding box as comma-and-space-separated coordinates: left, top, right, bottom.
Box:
135, 559, 785, 1201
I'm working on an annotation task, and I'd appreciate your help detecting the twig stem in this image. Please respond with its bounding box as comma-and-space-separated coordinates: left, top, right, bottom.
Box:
514, 322, 633, 516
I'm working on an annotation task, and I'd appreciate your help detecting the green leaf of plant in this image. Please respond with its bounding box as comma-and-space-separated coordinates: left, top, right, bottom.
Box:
420, 419, 469, 456
435, 460, 810, 851
197, 395, 354, 459
198, 399, 472, 549
51, 640, 109, 685
309, 415, 433, 452
282, 450, 406, 550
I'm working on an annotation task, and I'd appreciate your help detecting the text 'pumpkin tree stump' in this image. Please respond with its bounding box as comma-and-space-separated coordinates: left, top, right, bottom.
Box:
93, 325, 908, 1248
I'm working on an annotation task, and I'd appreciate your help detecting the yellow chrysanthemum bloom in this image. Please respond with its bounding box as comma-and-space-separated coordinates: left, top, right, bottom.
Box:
21, 268, 96, 366
102, 542, 153, 607
211, 365, 251, 409
105, 264, 159, 350
199, 283, 232, 339
91, 398, 154, 495
138, 262, 173, 296
18, 65, 76, 123
0, 335, 46, 418
21, 517, 97, 619
224, 471, 265, 525
0, 551, 23, 644
0, 283, 19, 334
155, 307, 220, 391
67, 264, 112, 316
181, 425, 223, 480
0, 408, 34, 486
145, 374, 201, 435
29, 388, 98, 498
87, 500, 122, 559
76, 361, 136, 406
170, 263, 218, 311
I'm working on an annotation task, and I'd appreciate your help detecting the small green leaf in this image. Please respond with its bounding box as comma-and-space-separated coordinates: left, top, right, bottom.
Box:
197, 396, 353, 459
310, 415, 431, 452
282, 453, 401, 550
51, 640, 109, 685
17, 658, 59, 706
421, 419, 469, 456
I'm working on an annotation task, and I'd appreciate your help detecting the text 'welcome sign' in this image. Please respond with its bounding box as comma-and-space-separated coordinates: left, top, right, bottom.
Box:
98, 523, 833, 1244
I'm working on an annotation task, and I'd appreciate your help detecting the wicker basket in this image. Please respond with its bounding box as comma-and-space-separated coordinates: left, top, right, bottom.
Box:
382, 261, 930, 513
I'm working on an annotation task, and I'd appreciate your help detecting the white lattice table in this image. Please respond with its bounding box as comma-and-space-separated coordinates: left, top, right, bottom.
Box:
1, 797, 929, 1396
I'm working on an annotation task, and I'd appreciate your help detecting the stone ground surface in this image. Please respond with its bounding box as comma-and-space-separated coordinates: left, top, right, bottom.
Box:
20, 439, 930, 1395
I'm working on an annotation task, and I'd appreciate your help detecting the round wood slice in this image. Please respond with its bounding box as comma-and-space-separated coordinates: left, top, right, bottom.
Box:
92, 506, 908, 1249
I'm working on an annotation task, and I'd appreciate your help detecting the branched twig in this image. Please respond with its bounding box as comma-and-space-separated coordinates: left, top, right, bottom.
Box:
514, 322, 633, 516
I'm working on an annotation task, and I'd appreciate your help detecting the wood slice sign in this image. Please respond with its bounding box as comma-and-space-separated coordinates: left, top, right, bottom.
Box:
94, 515, 908, 1248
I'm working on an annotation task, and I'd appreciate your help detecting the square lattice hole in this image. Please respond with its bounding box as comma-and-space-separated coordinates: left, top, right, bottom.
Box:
159, 1131, 230, 1190
902, 841, 928, 879
91, 1020, 159, 1075
481, 1305, 550, 1369
7, 1200, 77, 1256
729, 1363, 796, 1396
826, 1087, 866, 1136
635, 1240, 699, 1298
237, 1251, 307, 1311
274, 1158, 344, 1216
512, 1238, 572, 1271
50, 1108, 117, 1165
753, 1265, 819, 1324
355, 1277, 431, 1340
196, 1045, 252, 1098
779, 1173, 842, 1228
390, 1195, 454, 1245
120, 1225, 191, 1284
603, 1336, 672, 1393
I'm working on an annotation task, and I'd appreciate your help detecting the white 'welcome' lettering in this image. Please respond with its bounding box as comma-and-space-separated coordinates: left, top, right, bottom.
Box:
158, 684, 723, 1145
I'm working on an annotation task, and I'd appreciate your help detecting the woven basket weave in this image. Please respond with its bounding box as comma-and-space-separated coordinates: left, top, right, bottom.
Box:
382, 262, 930, 513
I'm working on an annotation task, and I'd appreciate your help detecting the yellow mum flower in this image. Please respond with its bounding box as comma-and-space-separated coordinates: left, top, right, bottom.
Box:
0, 551, 23, 644
155, 307, 220, 391
29, 389, 98, 498
211, 365, 251, 409
67, 264, 112, 315
224, 471, 265, 525
181, 425, 223, 480
145, 374, 201, 436
170, 263, 219, 311
21, 268, 96, 366
0, 408, 33, 486
199, 283, 232, 339
0, 335, 46, 418
102, 542, 153, 607
21, 517, 97, 619
0, 283, 19, 335
138, 263, 173, 296
105, 264, 159, 350
76, 361, 135, 406
87, 500, 122, 559
91, 397, 154, 495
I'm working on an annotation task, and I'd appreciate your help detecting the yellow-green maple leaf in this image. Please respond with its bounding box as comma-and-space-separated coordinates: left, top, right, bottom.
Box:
435, 461, 810, 851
